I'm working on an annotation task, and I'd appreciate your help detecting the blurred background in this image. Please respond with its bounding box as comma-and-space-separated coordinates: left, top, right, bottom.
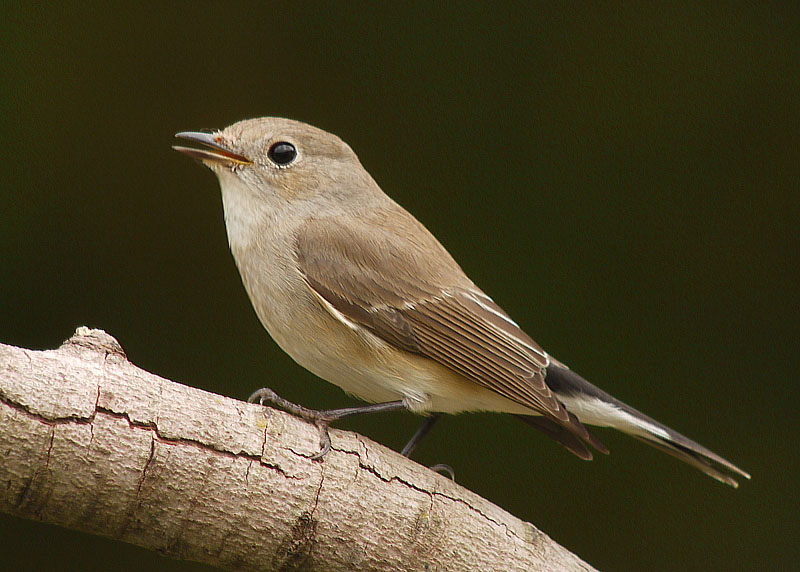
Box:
1, 4, 797, 571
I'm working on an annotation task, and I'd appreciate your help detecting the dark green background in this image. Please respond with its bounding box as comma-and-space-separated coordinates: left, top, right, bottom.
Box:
1, 4, 797, 571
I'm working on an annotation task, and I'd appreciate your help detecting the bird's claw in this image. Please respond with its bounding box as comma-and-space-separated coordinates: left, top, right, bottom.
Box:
249, 387, 336, 460
429, 463, 455, 480
309, 419, 333, 461
248, 386, 407, 461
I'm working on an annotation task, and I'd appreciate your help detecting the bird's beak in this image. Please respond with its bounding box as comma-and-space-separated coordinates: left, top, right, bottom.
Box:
173, 131, 252, 166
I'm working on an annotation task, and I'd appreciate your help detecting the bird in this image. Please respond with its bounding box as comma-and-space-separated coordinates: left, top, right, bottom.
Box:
173, 117, 750, 487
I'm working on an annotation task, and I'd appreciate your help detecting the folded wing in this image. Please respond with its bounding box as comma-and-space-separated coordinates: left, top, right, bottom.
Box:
295, 213, 606, 457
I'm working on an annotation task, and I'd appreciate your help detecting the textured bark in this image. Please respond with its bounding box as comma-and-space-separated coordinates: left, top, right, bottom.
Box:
0, 327, 596, 572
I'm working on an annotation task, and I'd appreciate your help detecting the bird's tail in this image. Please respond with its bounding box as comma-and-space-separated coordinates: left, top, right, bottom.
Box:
542, 364, 751, 488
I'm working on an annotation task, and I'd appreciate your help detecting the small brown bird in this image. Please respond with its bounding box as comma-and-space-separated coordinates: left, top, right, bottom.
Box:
174, 117, 749, 487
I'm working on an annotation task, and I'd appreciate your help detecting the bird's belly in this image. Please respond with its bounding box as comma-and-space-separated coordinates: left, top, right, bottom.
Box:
272, 318, 533, 416
242, 263, 533, 416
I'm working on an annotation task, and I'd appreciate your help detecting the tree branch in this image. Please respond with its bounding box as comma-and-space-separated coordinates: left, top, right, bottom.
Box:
0, 327, 596, 571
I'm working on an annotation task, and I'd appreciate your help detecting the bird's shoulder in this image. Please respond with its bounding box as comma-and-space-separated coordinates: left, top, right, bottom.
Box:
294, 205, 474, 306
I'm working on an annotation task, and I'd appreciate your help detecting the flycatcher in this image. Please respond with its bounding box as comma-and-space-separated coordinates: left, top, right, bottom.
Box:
174, 117, 749, 487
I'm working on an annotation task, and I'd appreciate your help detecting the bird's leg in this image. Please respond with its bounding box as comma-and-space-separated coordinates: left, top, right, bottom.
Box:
248, 388, 406, 460
400, 413, 455, 480
249, 389, 454, 478
400, 413, 442, 456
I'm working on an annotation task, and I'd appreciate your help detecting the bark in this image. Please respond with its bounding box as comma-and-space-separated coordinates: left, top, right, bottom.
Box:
0, 327, 596, 572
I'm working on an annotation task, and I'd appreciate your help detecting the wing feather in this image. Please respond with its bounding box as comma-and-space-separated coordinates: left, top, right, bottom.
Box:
295, 213, 583, 432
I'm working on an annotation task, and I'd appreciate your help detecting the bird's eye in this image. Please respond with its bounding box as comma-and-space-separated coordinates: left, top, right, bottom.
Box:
267, 142, 297, 166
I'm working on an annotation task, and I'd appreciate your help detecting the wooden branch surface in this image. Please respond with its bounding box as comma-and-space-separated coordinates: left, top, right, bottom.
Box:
0, 327, 595, 571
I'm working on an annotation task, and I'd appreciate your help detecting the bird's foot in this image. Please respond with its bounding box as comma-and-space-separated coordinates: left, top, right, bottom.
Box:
248, 387, 406, 460
399, 414, 454, 479
248, 388, 335, 459
429, 463, 456, 480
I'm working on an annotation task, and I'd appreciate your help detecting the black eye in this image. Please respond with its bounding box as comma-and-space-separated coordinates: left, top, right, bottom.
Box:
268, 141, 297, 166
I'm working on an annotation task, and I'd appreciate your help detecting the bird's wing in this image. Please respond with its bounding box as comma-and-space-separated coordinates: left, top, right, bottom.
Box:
294, 213, 595, 445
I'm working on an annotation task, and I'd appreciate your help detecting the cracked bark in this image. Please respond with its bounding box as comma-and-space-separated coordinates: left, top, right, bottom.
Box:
0, 327, 597, 572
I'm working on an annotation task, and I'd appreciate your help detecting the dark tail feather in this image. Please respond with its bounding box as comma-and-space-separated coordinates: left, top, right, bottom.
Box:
543, 364, 750, 487
516, 411, 609, 461
608, 395, 751, 487
627, 420, 751, 488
